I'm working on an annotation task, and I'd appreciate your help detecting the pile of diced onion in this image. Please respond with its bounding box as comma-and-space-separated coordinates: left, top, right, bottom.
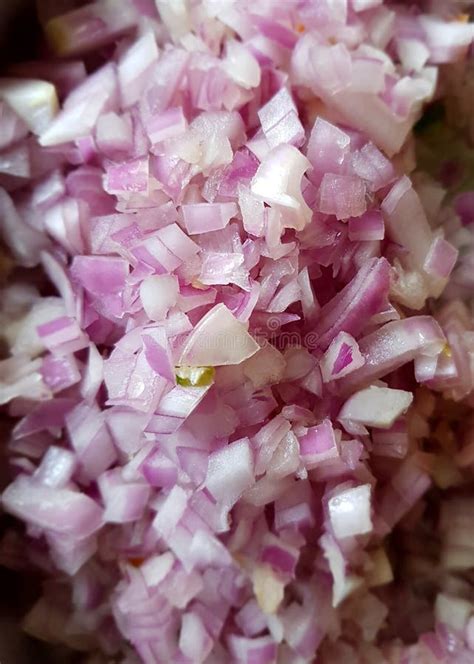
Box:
1, 1, 474, 663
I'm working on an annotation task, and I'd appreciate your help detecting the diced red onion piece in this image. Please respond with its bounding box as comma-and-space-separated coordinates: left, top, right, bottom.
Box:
37, 316, 89, 356
258, 87, 304, 149
351, 142, 395, 192
141, 446, 178, 488
228, 635, 278, 664
311, 257, 390, 350
319, 173, 367, 221
43, 197, 88, 255
182, 202, 238, 235
244, 475, 294, 507
96, 112, 133, 156
382, 176, 437, 298
34, 446, 77, 489
31, 170, 65, 209
71, 255, 129, 296
104, 157, 149, 195
293, 37, 353, 96
423, 236, 459, 280
145, 107, 187, 145
340, 316, 446, 392
118, 30, 159, 109
179, 611, 214, 662
80, 344, 103, 403
267, 431, 300, 479
298, 419, 339, 469
65, 401, 117, 482
307, 117, 350, 186
453, 192, 474, 227
205, 437, 254, 509
235, 599, 267, 638
350, 58, 385, 94
150, 384, 210, 432
40, 354, 81, 393
281, 599, 325, 658
2, 475, 103, 537
0, 141, 30, 180
320, 332, 365, 382
99, 470, 150, 524
348, 210, 385, 241
152, 485, 188, 540
253, 414, 291, 476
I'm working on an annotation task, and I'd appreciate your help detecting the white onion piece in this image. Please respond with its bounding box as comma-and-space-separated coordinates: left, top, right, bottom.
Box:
434, 593, 472, 633
267, 431, 300, 479
179, 612, 213, 662
0, 78, 58, 135
397, 39, 430, 73
156, 0, 191, 40
140, 274, 179, 321
223, 39, 261, 90
328, 484, 373, 539
251, 144, 311, 230
39, 64, 117, 147
118, 31, 159, 109
95, 111, 133, 155
204, 437, 254, 508
242, 343, 286, 389
152, 485, 189, 540
140, 552, 174, 588
321, 533, 363, 607
338, 385, 413, 432
9, 297, 65, 358
419, 16, 474, 64
352, 0, 382, 10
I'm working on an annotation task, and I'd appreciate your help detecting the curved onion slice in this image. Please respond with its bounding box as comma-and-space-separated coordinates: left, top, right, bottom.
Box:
340, 316, 446, 393
179, 303, 259, 366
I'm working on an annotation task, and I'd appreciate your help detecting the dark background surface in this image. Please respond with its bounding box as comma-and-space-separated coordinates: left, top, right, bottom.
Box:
0, 0, 39, 64
0, 2, 72, 662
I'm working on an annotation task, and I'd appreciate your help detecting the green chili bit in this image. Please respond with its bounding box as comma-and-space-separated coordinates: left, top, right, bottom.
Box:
175, 366, 215, 387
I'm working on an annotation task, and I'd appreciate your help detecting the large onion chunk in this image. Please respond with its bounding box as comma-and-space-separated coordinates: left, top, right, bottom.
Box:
0, 78, 58, 134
